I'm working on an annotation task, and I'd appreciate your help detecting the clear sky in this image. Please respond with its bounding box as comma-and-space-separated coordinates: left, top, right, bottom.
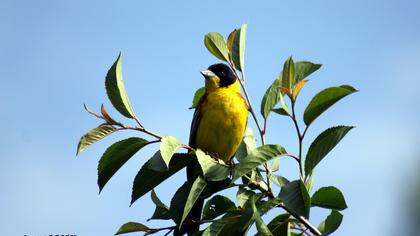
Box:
1, 0, 420, 235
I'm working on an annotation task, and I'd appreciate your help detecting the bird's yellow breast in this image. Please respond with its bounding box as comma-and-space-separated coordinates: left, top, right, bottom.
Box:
195, 81, 248, 163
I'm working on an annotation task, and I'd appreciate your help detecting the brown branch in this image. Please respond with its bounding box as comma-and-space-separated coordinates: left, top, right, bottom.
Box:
278, 203, 322, 235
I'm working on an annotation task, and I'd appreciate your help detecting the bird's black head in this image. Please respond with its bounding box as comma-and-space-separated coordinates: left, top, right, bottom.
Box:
208, 63, 237, 87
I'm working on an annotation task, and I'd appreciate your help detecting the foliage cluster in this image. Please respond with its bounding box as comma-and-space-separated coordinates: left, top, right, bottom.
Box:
77, 24, 356, 236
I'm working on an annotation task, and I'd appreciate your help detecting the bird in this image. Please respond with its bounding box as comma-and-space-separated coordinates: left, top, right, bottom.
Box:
179, 63, 249, 235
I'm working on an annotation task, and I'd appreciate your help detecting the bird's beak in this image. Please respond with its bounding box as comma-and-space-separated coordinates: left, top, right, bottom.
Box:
200, 70, 216, 79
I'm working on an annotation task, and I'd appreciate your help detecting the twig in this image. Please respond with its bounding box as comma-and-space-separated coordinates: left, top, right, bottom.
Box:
193, 215, 241, 225
279, 203, 322, 235
114, 122, 163, 140
290, 225, 313, 236
290, 100, 304, 180
147, 225, 176, 235
163, 228, 174, 236
83, 104, 104, 119
228, 62, 265, 145
227, 62, 271, 191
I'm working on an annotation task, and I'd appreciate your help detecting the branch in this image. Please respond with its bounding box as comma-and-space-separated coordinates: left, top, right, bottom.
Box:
114, 122, 163, 140
290, 100, 304, 180
278, 203, 322, 235
227, 62, 272, 191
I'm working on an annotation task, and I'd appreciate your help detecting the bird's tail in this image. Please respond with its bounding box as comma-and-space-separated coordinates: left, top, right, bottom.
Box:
174, 163, 203, 236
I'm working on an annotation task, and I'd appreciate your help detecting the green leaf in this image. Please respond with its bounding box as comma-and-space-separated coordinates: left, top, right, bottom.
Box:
304, 126, 353, 175
279, 180, 311, 218
149, 190, 171, 220
271, 157, 280, 172
98, 137, 149, 192
76, 124, 117, 155
214, 197, 256, 235
253, 199, 273, 236
203, 195, 258, 235
115, 222, 153, 235
294, 61, 321, 84
226, 29, 237, 53
105, 52, 136, 118
201, 178, 233, 199
196, 149, 229, 181
303, 85, 357, 125
257, 197, 282, 216
272, 107, 289, 116
231, 24, 247, 71
151, 190, 169, 209
202, 195, 235, 220
266, 214, 290, 236
204, 32, 230, 62
237, 187, 257, 208
282, 56, 295, 91
311, 186, 347, 210
289, 233, 302, 236
147, 150, 167, 172
244, 170, 268, 192
131, 153, 191, 205
305, 172, 315, 193
260, 75, 289, 119
150, 206, 171, 221
202, 209, 244, 236
236, 127, 257, 162
270, 175, 290, 188
233, 145, 286, 181
190, 87, 206, 109
318, 210, 343, 235
160, 136, 182, 169
170, 176, 208, 227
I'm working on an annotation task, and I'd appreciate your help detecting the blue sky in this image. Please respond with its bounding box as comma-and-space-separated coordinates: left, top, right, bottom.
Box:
1, 0, 420, 235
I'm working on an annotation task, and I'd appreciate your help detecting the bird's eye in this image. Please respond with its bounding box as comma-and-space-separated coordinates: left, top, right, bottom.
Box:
220, 71, 226, 77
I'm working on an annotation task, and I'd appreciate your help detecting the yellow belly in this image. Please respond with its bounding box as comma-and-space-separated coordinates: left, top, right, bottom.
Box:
195, 89, 248, 163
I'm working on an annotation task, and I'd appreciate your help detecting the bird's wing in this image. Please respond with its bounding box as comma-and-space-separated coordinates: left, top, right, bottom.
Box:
188, 93, 207, 148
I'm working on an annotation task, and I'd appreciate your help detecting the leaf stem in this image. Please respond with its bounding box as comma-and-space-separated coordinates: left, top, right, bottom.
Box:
133, 116, 145, 129
283, 153, 300, 163
279, 203, 322, 235
147, 139, 161, 145
181, 144, 194, 151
